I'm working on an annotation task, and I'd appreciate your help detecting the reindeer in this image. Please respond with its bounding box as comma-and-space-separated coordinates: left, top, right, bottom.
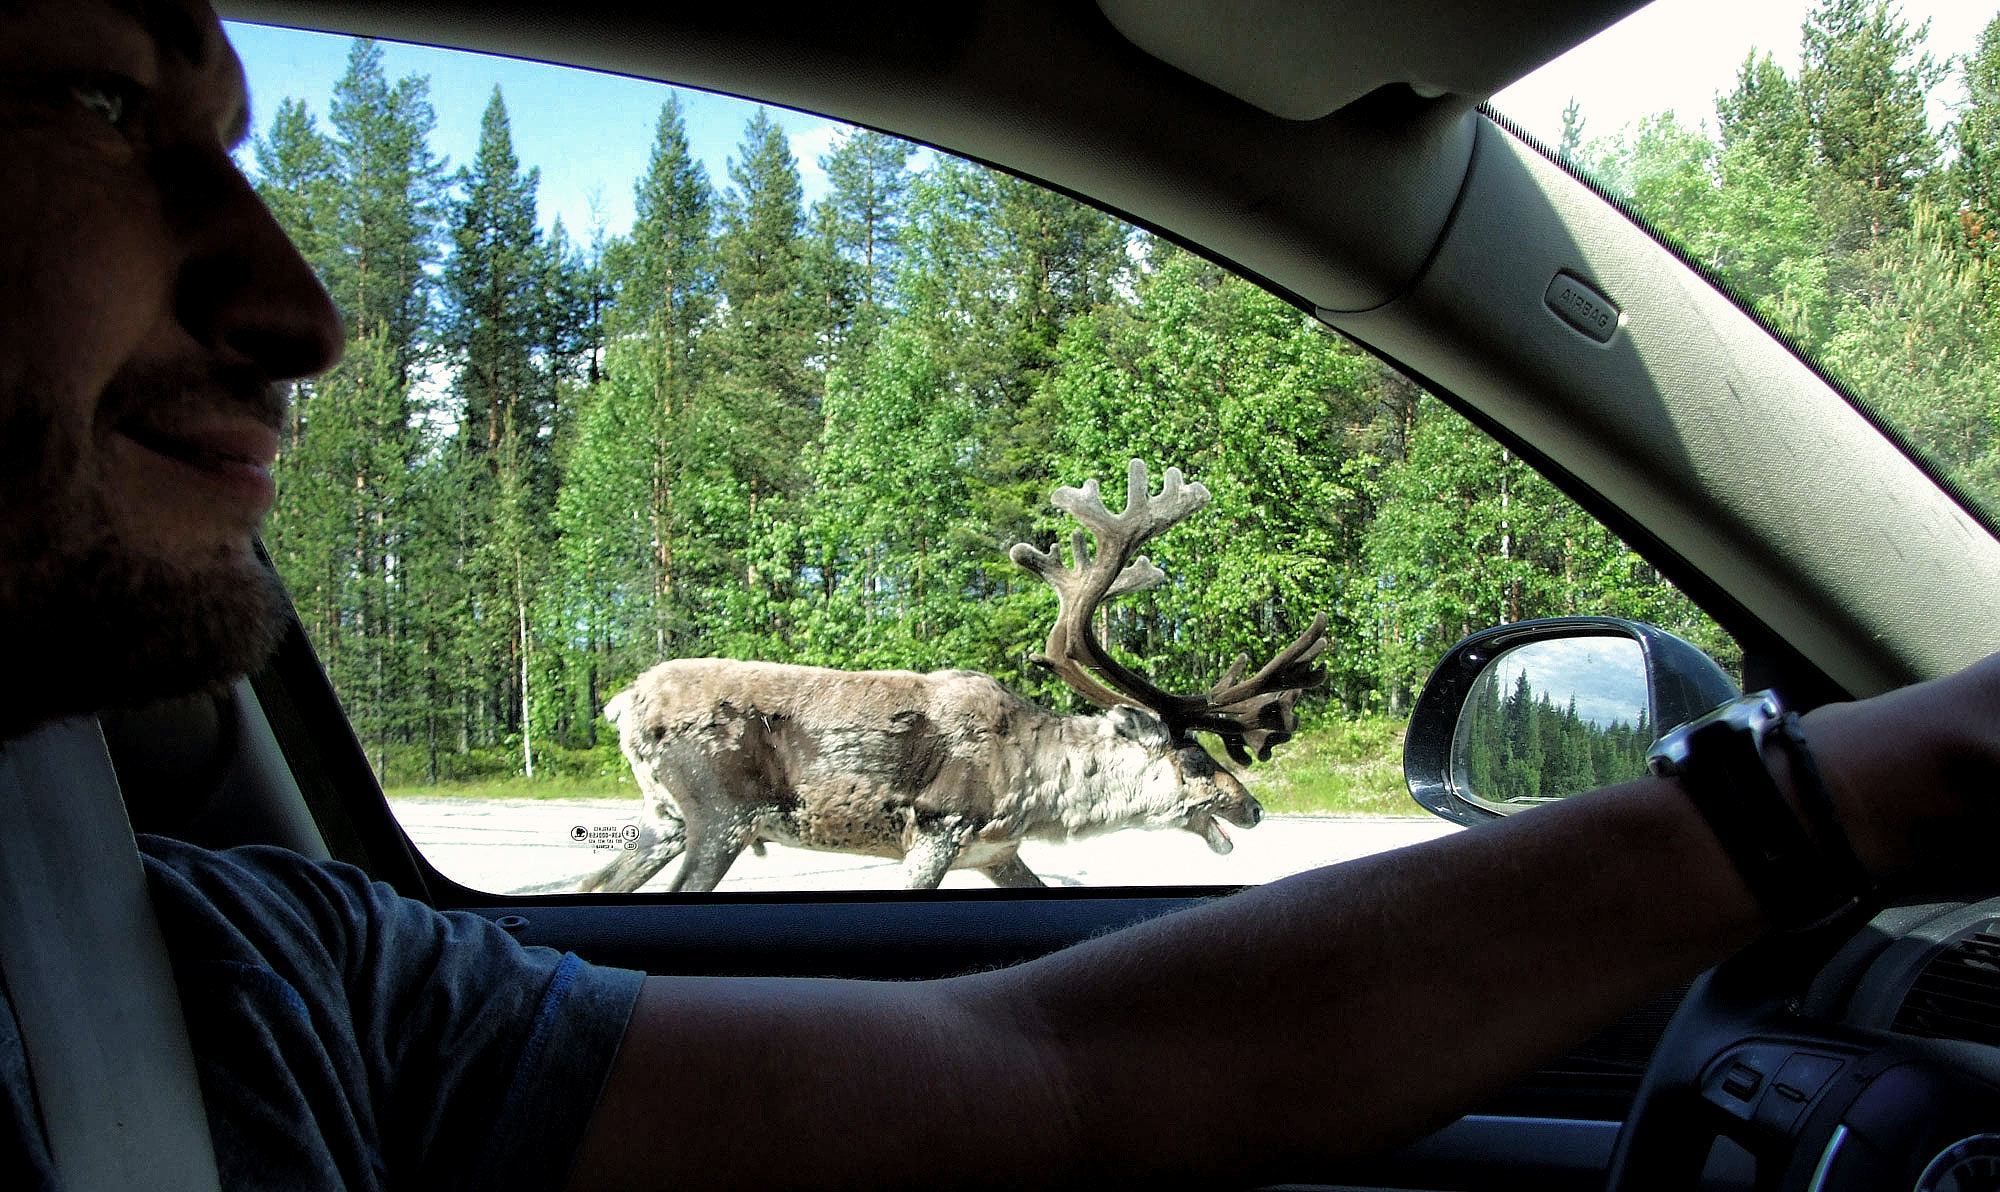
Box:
579, 460, 1328, 893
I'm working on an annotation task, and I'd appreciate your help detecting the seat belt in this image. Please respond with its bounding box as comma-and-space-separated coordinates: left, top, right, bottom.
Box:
0, 716, 223, 1191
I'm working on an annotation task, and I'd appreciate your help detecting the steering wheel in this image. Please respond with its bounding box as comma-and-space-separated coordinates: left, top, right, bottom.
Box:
1603, 910, 2000, 1192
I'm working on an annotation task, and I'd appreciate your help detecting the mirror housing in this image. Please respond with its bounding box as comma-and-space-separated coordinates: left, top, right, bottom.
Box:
1403, 617, 1738, 827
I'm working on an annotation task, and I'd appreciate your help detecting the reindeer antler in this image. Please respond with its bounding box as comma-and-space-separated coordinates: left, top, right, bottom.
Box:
1009, 459, 1330, 765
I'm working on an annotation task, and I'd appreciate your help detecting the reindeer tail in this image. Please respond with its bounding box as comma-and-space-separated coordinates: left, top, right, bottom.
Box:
604, 689, 634, 727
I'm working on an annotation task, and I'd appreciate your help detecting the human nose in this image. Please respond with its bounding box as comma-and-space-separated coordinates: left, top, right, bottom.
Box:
171, 148, 344, 381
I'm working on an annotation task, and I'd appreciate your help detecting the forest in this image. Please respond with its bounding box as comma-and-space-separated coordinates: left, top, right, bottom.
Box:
250, 2, 2000, 793
1455, 670, 1655, 807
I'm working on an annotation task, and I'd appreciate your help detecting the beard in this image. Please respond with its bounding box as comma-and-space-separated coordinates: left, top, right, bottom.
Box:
0, 364, 289, 738
0, 522, 286, 738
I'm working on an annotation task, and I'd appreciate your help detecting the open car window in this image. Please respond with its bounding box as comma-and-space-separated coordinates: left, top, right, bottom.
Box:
1495, 0, 2000, 527
235, 26, 1732, 896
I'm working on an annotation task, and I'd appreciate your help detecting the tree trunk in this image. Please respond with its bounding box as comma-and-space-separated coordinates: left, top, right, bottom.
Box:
519, 595, 534, 779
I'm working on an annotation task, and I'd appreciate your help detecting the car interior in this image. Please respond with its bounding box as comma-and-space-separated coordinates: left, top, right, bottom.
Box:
29, 0, 2000, 1188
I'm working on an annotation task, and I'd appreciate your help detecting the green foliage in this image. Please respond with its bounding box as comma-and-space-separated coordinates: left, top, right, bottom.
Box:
1719, 50, 1810, 179
325, 39, 447, 374
445, 89, 549, 466
383, 773, 631, 803
1361, 395, 1722, 711
433, 87, 572, 776
1046, 246, 1380, 705
613, 97, 718, 345
253, 98, 340, 278
798, 319, 986, 670
1954, 15, 2000, 265
556, 102, 720, 679
1824, 201, 2000, 507
1591, 108, 1830, 339
717, 108, 816, 423
1249, 714, 1411, 816
1800, 0, 1943, 245
813, 129, 913, 356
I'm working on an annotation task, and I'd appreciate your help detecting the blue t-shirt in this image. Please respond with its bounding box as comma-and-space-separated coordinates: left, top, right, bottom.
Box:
1, 837, 645, 1191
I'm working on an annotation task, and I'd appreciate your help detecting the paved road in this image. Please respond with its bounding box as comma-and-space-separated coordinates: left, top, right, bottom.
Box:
390, 797, 1462, 895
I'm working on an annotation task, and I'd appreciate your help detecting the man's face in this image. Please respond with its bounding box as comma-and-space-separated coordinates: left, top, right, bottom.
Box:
0, 0, 341, 735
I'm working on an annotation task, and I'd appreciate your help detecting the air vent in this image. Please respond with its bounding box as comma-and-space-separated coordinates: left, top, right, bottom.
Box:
1894, 926, 2000, 1047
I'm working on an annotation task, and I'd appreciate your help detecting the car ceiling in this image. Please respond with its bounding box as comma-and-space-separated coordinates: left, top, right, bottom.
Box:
218, 0, 1646, 314
216, 0, 2000, 696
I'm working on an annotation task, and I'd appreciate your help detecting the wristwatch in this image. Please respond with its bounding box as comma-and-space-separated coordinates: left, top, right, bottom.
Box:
1647, 691, 1869, 931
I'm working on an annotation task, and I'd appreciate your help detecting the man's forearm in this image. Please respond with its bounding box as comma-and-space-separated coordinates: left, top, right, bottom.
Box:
965, 776, 1768, 1186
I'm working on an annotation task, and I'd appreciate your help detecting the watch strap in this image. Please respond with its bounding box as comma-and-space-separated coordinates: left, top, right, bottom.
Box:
1649, 693, 1867, 932
1773, 711, 1871, 902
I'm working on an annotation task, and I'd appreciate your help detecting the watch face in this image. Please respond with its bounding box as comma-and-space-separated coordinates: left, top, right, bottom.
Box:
1916, 1134, 2000, 1192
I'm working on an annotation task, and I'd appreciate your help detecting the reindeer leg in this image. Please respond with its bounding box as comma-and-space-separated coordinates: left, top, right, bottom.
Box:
901, 822, 971, 890
667, 820, 749, 893
979, 853, 1046, 888
575, 816, 687, 893
665, 843, 742, 892
582, 759, 692, 893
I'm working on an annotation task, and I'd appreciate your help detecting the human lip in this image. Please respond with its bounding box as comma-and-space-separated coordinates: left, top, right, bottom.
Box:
117, 417, 280, 509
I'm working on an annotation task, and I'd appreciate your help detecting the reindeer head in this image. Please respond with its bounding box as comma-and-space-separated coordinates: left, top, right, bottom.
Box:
1013, 459, 1324, 852
1096, 703, 1263, 852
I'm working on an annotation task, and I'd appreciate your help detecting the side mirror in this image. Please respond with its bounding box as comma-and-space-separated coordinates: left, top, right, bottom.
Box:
1403, 617, 1739, 827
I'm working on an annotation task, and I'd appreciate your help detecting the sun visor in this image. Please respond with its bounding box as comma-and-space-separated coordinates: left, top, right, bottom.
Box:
1095, 0, 1649, 120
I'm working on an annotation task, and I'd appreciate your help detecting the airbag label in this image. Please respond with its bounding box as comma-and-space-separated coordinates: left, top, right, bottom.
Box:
1544, 271, 1620, 343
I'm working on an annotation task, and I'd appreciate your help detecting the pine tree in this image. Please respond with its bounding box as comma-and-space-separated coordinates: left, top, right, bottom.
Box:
812, 129, 914, 355
251, 97, 339, 454
717, 108, 817, 432
441, 87, 556, 765
556, 97, 718, 685
326, 39, 447, 383
539, 218, 603, 396
252, 98, 340, 288
980, 172, 1132, 561
616, 98, 719, 351
1362, 394, 1716, 711
1799, 0, 1944, 246
1824, 201, 2000, 513
994, 172, 1130, 379
710, 108, 818, 648
252, 47, 443, 777
446, 89, 547, 469
1557, 97, 1585, 161
263, 333, 415, 772
1952, 14, 2000, 262
1718, 50, 1810, 178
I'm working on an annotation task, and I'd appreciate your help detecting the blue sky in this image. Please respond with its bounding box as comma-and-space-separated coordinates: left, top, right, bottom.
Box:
1483, 637, 1648, 729
226, 21, 853, 245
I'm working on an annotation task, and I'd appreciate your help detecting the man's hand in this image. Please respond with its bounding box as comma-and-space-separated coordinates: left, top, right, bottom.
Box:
1802, 650, 2000, 883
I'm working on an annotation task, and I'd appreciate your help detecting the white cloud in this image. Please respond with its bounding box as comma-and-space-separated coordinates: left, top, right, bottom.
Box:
789, 122, 843, 204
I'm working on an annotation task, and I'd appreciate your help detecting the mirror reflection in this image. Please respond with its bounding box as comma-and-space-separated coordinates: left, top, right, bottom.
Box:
1450, 636, 1653, 814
